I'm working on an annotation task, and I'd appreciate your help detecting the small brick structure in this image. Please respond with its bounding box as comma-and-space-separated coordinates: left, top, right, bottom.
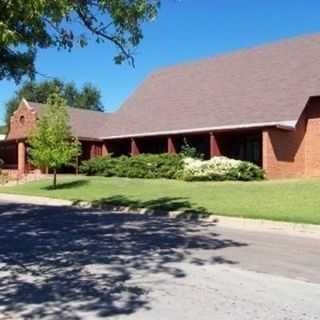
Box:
6, 100, 38, 141
0, 100, 99, 179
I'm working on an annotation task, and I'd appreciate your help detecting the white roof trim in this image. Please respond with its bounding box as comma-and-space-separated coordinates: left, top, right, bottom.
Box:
275, 121, 297, 130
22, 98, 32, 109
101, 120, 297, 140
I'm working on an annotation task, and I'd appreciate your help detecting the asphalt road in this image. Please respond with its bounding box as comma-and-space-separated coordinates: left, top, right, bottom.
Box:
0, 201, 319, 319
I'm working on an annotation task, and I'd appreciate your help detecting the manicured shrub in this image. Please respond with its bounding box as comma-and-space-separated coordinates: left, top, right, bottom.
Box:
80, 154, 184, 179
180, 157, 265, 181
79, 155, 112, 176
80, 154, 264, 181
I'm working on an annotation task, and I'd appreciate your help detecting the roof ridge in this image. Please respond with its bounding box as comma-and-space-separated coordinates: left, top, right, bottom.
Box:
26, 100, 110, 115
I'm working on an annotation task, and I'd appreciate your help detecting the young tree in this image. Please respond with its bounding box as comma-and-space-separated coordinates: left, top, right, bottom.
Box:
0, 0, 160, 82
5, 79, 104, 128
28, 93, 81, 188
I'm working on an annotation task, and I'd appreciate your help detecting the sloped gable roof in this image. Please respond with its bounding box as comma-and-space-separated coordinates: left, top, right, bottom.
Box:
23, 33, 320, 140
28, 102, 110, 140
100, 33, 320, 138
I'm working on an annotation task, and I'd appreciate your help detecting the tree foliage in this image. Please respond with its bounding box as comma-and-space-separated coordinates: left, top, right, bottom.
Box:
180, 138, 204, 159
5, 79, 104, 127
28, 93, 81, 188
0, 0, 160, 82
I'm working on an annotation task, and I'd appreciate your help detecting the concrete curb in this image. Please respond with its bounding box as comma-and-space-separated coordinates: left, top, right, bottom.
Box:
79, 202, 320, 239
0, 193, 72, 207
1, 193, 320, 239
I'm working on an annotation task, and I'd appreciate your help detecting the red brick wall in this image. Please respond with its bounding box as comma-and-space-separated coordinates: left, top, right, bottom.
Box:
305, 99, 320, 176
6, 100, 38, 140
263, 115, 306, 179
263, 98, 320, 179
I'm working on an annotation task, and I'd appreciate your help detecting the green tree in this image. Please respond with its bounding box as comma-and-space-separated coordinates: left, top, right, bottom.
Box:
0, 0, 159, 82
28, 93, 81, 188
5, 79, 104, 127
76, 83, 104, 111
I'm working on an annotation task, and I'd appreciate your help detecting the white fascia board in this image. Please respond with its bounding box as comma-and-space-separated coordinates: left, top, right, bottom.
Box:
100, 120, 297, 140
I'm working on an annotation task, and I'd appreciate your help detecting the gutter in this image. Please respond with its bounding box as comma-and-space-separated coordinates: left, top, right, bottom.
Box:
100, 120, 297, 140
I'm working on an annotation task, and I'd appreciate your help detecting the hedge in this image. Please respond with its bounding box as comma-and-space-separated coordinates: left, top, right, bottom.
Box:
181, 157, 265, 181
80, 154, 184, 179
80, 154, 265, 181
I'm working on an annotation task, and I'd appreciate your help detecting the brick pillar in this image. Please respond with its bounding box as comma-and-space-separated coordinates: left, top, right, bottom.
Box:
18, 141, 26, 175
210, 132, 221, 158
102, 143, 109, 156
75, 156, 79, 175
167, 136, 177, 154
262, 130, 268, 176
90, 144, 96, 159
131, 138, 140, 156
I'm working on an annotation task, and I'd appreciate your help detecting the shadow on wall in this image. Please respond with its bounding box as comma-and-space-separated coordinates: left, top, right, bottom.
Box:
0, 202, 247, 319
268, 114, 306, 162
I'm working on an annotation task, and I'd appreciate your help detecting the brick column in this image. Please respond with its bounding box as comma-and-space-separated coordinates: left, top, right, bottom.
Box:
262, 130, 268, 176
131, 138, 140, 156
102, 143, 109, 156
18, 141, 26, 175
75, 156, 79, 175
90, 144, 96, 158
167, 136, 177, 154
210, 132, 221, 158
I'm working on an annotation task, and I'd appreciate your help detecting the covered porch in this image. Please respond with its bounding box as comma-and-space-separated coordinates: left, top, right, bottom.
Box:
0, 140, 27, 177
0, 139, 105, 177
103, 129, 263, 167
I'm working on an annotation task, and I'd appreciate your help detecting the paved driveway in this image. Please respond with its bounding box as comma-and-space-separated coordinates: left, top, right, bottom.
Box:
0, 201, 319, 319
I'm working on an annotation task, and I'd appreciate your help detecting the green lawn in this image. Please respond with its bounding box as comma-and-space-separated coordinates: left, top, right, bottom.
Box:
1, 176, 320, 225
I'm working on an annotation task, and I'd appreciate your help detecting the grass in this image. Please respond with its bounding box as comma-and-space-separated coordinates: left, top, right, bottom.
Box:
1, 175, 320, 225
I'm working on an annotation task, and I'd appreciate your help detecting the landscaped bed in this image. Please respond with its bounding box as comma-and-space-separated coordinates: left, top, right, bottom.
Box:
1, 176, 320, 225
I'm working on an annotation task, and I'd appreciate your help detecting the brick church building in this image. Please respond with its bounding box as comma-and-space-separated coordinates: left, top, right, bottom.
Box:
1, 33, 320, 179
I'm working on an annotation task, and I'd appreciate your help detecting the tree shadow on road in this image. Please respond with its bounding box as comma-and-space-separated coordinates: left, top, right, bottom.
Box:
0, 201, 247, 319
88, 194, 211, 217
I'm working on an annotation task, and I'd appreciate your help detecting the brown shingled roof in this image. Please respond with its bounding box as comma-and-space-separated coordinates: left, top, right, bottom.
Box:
27, 33, 320, 140
28, 102, 110, 140
100, 33, 320, 138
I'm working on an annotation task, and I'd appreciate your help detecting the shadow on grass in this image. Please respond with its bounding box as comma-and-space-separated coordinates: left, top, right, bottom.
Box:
0, 202, 247, 319
87, 195, 212, 219
44, 179, 90, 191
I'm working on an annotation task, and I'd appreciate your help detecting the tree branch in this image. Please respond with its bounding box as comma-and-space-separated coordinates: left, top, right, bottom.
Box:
75, 9, 135, 67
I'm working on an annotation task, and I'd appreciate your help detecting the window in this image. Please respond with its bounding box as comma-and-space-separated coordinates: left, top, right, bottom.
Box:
19, 115, 25, 125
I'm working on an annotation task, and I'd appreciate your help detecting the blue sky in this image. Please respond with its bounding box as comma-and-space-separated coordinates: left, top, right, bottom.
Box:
1, 0, 320, 125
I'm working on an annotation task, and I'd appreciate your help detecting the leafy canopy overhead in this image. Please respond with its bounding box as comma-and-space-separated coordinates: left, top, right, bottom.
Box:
27, 93, 81, 188
0, 0, 160, 82
5, 79, 104, 127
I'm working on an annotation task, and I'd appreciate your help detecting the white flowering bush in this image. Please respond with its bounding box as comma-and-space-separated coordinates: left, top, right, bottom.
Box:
180, 157, 265, 181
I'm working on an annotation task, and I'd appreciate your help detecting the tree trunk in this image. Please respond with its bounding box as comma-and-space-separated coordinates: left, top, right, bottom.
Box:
75, 156, 79, 176
53, 168, 57, 189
